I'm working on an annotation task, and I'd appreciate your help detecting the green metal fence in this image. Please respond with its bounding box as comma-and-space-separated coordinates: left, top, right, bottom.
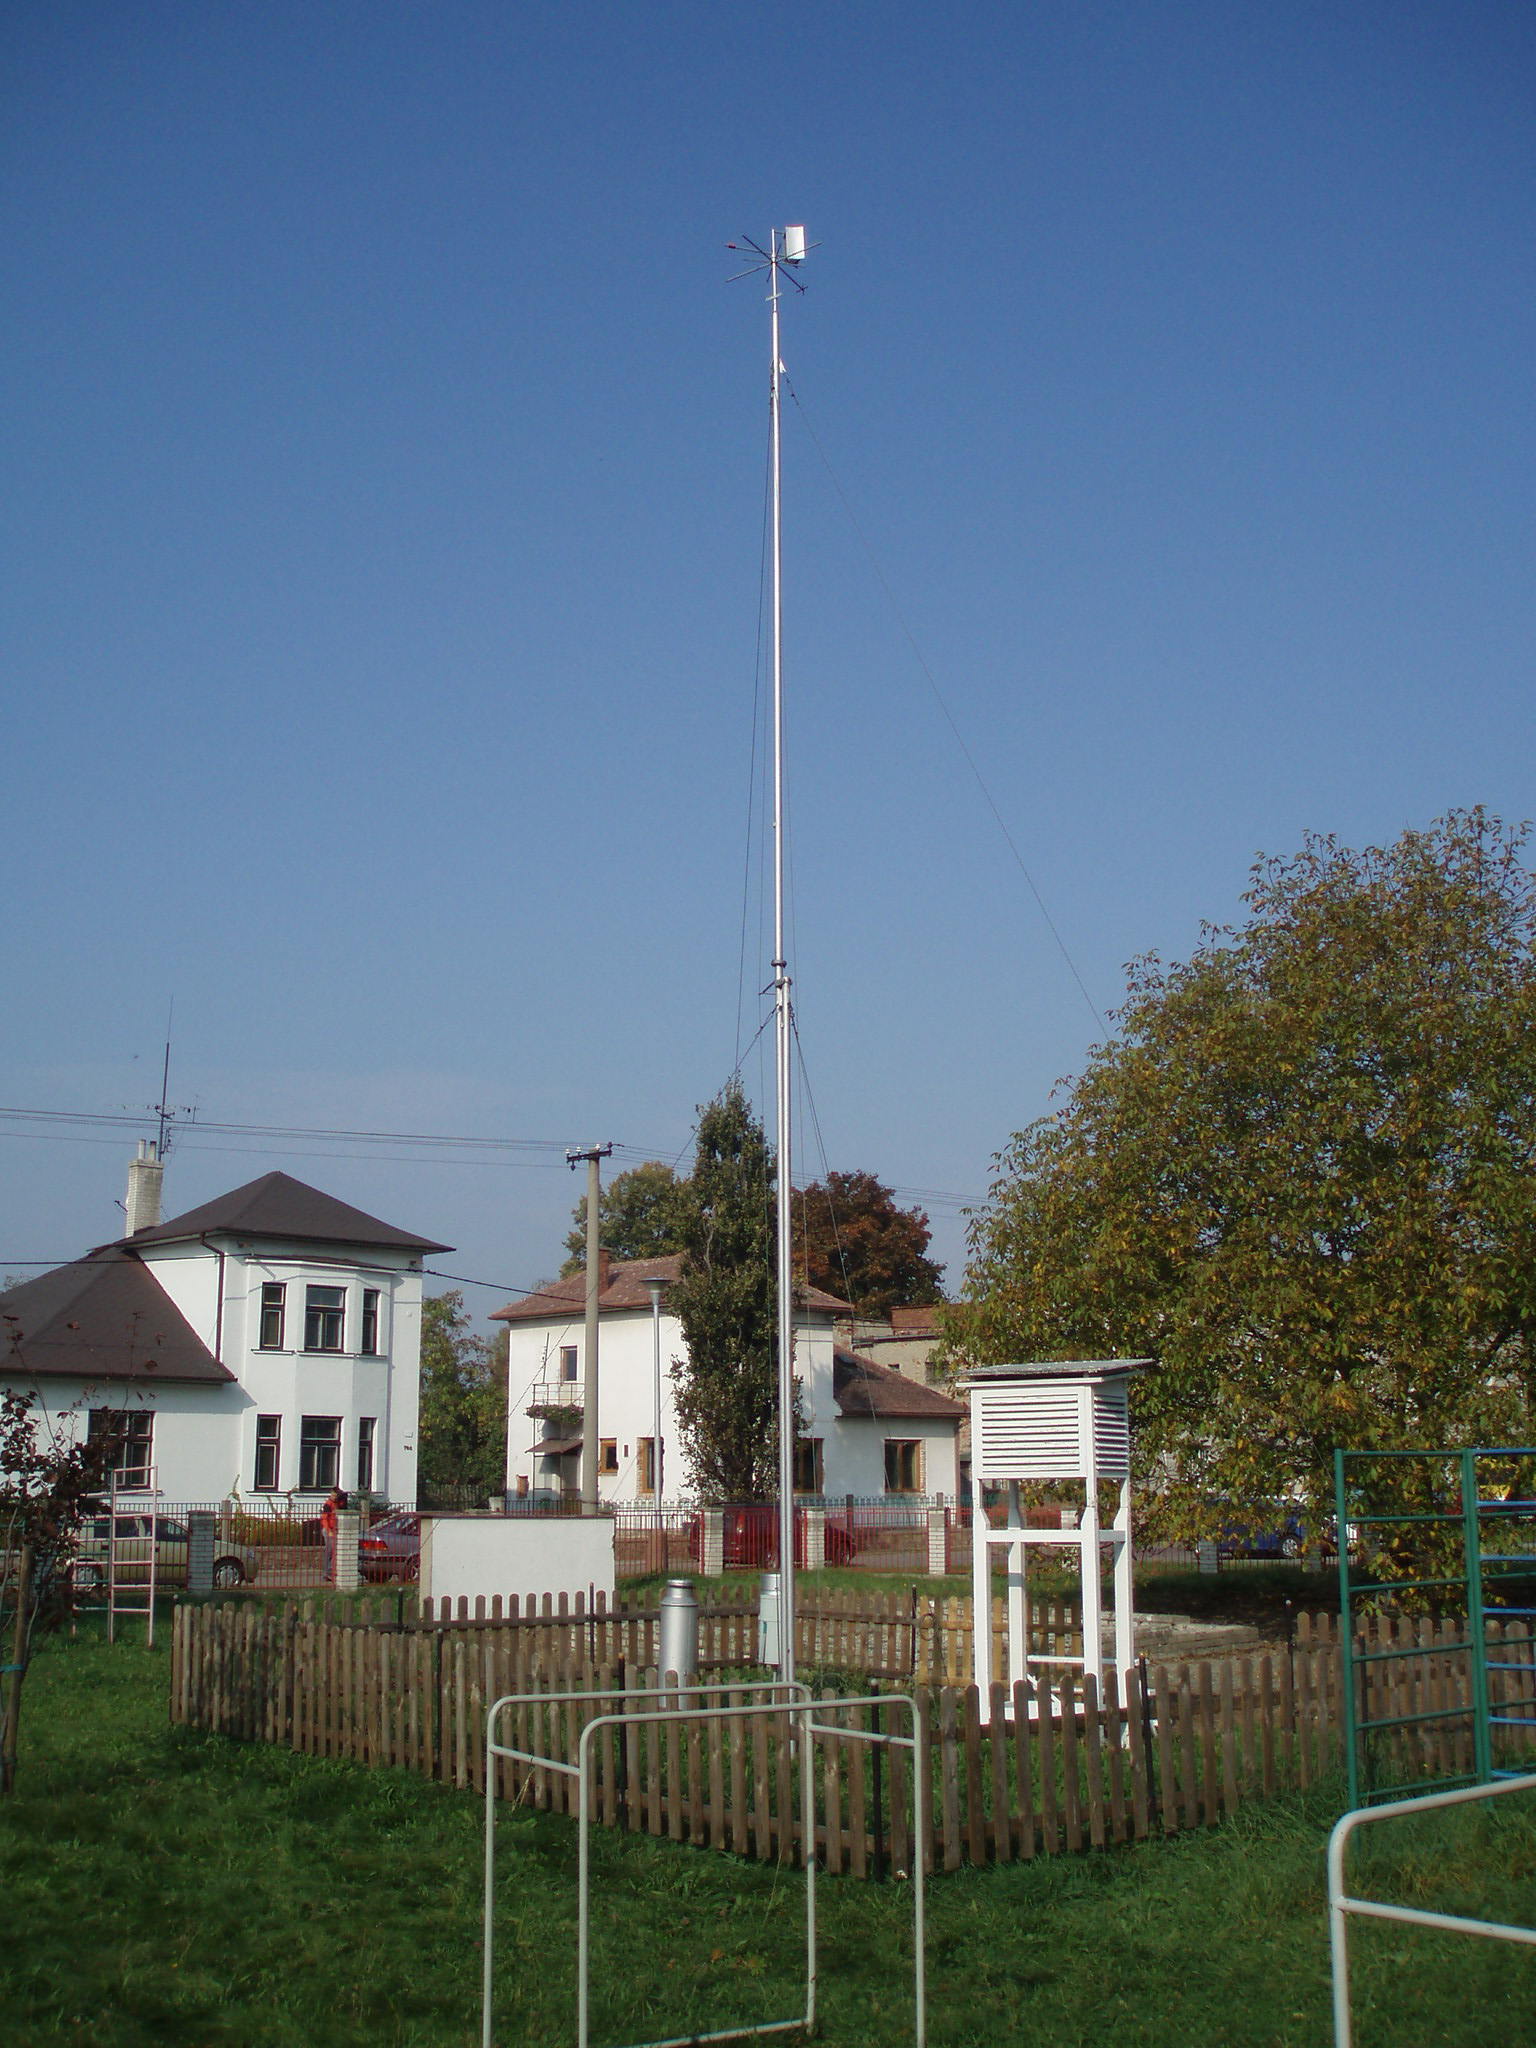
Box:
1336, 1446, 1536, 1806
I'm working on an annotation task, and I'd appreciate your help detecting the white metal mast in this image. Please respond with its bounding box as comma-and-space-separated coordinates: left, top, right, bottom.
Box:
768, 227, 796, 1685
729, 222, 808, 1682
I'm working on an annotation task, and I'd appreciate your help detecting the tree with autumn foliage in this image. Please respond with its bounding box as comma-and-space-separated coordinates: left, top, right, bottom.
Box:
1, 1384, 124, 1795
945, 810, 1536, 1543
794, 1171, 945, 1316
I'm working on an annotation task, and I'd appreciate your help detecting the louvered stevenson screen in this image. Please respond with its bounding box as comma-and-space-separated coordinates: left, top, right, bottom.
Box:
972, 1378, 1130, 1482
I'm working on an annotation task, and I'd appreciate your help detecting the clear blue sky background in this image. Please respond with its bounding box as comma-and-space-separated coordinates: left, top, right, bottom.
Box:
4, 3, 1533, 1314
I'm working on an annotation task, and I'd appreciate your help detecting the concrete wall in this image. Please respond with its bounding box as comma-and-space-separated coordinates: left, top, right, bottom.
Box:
419, 1511, 616, 1609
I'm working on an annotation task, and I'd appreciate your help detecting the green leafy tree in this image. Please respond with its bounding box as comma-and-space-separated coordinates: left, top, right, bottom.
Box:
946, 810, 1536, 1543
794, 1170, 945, 1315
417, 1291, 507, 1505
670, 1083, 799, 1498
560, 1161, 690, 1275
1, 1383, 123, 1795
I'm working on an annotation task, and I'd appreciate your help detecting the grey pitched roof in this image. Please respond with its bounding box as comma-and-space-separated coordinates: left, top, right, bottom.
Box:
494, 1254, 850, 1323
0, 1251, 234, 1385
833, 1348, 964, 1422
122, 1171, 452, 1254
961, 1358, 1152, 1383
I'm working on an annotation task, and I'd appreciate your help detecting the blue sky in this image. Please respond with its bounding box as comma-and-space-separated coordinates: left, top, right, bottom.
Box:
4, 3, 1533, 1311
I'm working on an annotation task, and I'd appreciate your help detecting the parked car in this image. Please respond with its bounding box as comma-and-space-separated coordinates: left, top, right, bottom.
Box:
1217, 1511, 1307, 1562
359, 1511, 420, 1583
72, 1514, 257, 1592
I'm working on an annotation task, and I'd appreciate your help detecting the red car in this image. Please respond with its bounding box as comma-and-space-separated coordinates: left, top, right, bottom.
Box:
358, 1512, 420, 1583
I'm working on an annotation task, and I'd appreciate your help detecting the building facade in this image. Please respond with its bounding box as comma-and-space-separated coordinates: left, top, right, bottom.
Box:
0, 1158, 449, 1505
495, 1254, 962, 1502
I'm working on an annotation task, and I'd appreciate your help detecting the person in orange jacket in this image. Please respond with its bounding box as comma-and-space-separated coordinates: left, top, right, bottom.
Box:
320, 1487, 349, 1582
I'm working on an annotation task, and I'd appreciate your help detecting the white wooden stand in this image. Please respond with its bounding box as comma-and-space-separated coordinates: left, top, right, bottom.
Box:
966, 1360, 1147, 1714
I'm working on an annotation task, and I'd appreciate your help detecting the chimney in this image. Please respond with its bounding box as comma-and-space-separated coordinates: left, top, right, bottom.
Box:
597, 1248, 613, 1294
125, 1140, 164, 1236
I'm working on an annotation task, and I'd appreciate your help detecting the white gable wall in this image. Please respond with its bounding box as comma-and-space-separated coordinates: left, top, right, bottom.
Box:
503, 1303, 956, 1502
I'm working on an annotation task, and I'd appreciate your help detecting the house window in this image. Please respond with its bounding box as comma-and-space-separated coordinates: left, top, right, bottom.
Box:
357, 1416, 377, 1493
560, 1344, 578, 1384
259, 1283, 286, 1350
254, 1415, 281, 1491
304, 1285, 345, 1353
360, 1289, 380, 1356
88, 1408, 153, 1489
638, 1437, 657, 1496
793, 1438, 824, 1495
884, 1439, 923, 1495
299, 1415, 342, 1491
599, 1438, 618, 1475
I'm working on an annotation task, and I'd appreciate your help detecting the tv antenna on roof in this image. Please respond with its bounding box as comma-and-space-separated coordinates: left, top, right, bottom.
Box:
147, 998, 197, 1161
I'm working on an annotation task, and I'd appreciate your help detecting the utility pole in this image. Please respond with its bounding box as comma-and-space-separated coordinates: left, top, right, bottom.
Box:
568, 1144, 612, 1513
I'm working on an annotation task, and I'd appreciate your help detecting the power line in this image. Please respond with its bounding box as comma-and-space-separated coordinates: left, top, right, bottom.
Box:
782, 375, 1107, 1037
0, 1105, 673, 1163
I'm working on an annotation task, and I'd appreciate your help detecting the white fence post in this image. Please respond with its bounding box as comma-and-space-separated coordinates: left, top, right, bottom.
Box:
335, 1509, 361, 1591
187, 1510, 215, 1596
701, 1508, 724, 1578
805, 1505, 825, 1572
926, 1505, 947, 1578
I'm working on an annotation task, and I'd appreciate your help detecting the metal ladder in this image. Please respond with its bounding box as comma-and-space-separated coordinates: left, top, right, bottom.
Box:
107, 1468, 160, 1647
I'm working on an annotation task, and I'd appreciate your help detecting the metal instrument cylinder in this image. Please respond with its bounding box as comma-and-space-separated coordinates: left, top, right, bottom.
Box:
658, 1576, 699, 1681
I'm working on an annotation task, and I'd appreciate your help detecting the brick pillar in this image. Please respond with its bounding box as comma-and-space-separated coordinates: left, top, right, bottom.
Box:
927, 1505, 947, 1577
804, 1505, 825, 1572
335, 1509, 361, 1591
187, 1510, 215, 1596
701, 1508, 724, 1578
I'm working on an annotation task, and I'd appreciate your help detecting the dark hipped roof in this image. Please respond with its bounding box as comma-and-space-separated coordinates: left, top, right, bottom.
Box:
0, 1251, 233, 1385
122, 1171, 452, 1254
494, 1254, 850, 1324
833, 1348, 964, 1423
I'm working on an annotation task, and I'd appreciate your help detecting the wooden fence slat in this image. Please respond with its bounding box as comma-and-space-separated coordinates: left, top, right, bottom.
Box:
963, 1685, 986, 1867
1037, 1675, 1060, 1855
1125, 1667, 1149, 1840
849, 1702, 868, 1879
1060, 1671, 1083, 1854
822, 1690, 842, 1875
990, 1682, 1012, 1862
1082, 1672, 1107, 1850
1013, 1679, 1036, 1858
1103, 1666, 1127, 1845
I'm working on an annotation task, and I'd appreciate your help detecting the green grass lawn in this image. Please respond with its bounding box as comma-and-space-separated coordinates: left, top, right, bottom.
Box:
4, 1625, 1535, 2047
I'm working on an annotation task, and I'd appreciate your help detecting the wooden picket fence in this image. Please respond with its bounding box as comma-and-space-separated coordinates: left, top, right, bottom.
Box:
410, 1585, 1083, 1687
172, 1599, 1536, 1874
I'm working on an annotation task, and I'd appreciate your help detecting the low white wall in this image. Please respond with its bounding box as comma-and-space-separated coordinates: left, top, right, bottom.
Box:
419, 1512, 616, 1610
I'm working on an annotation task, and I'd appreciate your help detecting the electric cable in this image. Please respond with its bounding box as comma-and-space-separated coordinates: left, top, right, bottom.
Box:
783, 375, 1107, 1036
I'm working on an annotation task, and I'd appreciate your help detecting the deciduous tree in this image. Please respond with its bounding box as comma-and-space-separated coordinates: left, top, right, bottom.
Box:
418, 1291, 507, 1505
794, 1170, 945, 1316
946, 810, 1536, 1540
560, 1161, 689, 1275
1, 1384, 123, 1795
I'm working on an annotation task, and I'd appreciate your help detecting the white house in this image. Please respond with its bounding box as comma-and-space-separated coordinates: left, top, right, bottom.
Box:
0, 1150, 449, 1505
494, 1253, 962, 1503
